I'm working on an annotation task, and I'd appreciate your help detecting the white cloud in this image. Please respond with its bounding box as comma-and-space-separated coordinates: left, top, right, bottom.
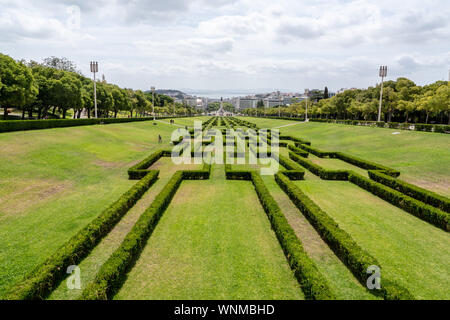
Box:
1, 0, 449, 91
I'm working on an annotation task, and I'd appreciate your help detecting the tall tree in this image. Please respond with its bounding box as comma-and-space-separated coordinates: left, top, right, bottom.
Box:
0, 54, 37, 117
324, 86, 329, 99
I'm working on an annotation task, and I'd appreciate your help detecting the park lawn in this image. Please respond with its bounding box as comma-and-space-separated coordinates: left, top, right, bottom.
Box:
114, 166, 304, 300
262, 176, 377, 300
238, 117, 299, 129
273, 120, 450, 197
164, 116, 210, 128
295, 179, 450, 300
48, 158, 202, 300
0, 118, 200, 296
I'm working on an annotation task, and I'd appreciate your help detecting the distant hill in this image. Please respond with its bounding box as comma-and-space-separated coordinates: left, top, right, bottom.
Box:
153, 89, 186, 100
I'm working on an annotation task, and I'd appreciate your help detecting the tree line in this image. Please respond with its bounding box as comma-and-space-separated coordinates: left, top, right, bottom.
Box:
0, 53, 197, 120
242, 78, 450, 124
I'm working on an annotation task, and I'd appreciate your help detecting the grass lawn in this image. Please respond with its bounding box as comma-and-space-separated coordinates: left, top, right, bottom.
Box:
0, 119, 197, 295
114, 166, 304, 300
240, 117, 450, 196
295, 179, 450, 300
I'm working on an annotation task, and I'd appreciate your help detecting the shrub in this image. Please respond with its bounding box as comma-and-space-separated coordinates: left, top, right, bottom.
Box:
4, 171, 159, 300
289, 152, 348, 181
275, 173, 414, 300
297, 144, 336, 158
251, 173, 335, 300
288, 144, 309, 158
368, 171, 450, 212
281, 135, 311, 146
81, 171, 185, 300
335, 152, 400, 177
349, 172, 449, 232
128, 150, 169, 179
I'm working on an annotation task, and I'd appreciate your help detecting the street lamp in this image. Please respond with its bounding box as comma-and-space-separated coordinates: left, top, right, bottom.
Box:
151, 86, 155, 121
278, 91, 281, 118
90, 61, 98, 118
305, 89, 309, 122
378, 66, 387, 122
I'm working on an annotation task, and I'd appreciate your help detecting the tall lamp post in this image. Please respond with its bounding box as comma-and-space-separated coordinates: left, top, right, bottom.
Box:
151, 86, 155, 121
90, 61, 98, 118
278, 91, 281, 118
305, 89, 309, 122
378, 66, 387, 122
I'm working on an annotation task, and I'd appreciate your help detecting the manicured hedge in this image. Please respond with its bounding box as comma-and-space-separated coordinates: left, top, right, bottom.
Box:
0, 116, 193, 133
349, 172, 450, 231
80, 171, 184, 300
298, 144, 336, 158
128, 150, 170, 179
287, 144, 309, 158
289, 152, 348, 180
368, 170, 450, 212
280, 135, 311, 146
224, 164, 253, 180
251, 173, 335, 300
4, 171, 159, 300
275, 173, 414, 300
335, 152, 400, 177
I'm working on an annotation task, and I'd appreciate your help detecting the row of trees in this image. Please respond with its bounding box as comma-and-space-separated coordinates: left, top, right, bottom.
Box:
242, 79, 450, 124
0, 53, 197, 120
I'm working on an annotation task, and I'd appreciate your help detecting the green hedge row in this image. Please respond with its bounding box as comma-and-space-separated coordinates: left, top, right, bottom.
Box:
250, 173, 335, 299
297, 144, 336, 158
80, 171, 185, 299
278, 154, 306, 180
128, 150, 171, 180
0, 116, 193, 133
349, 172, 449, 231
275, 173, 414, 300
368, 170, 450, 212
287, 144, 309, 158
289, 152, 348, 180
4, 171, 159, 300
335, 152, 400, 177
280, 135, 311, 146
224, 164, 253, 180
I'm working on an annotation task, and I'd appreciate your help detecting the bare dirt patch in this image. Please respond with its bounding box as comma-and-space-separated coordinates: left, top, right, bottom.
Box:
0, 179, 72, 219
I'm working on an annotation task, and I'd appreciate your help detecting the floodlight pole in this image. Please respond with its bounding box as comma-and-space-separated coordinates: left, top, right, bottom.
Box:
278, 91, 281, 117
90, 61, 98, 118
151, 86, 155, 121
378, 65, 387, 122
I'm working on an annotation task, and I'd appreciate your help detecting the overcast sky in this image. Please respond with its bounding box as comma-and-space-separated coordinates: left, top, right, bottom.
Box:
1, 0, 449, 93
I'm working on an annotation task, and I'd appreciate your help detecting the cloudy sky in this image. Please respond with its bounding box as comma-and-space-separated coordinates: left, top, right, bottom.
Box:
1, 0, 449, 94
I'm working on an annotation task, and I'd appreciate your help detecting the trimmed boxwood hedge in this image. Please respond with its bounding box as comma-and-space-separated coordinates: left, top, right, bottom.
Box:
297, 144, 336, 158
80, 171, 185, 300
368, 170, 450, 212
335, 152, 400, 177
128, 150, 171, 179
250, 172, 335, 300
349, 172, 449, 232
275, 173, 414, 300
289, 152, 348, 180
288, 144, 309, 158
4, 170, 159, 300
0, 116, 194, 133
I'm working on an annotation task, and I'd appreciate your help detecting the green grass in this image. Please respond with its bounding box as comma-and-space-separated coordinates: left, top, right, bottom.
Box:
1, 116, 449, 300
241, 117, 450, 196
114, 166, 304, 300
0, 120, 193, 295
295, 179, 450, 300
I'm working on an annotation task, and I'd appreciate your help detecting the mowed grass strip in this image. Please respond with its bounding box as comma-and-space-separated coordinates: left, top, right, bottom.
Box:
269, 120, 450, 197
0, 119, 199, 295
47, 159, 202, 300
295, 180, 450, 300
114, 173, 304, 300
261, 176, 377, 300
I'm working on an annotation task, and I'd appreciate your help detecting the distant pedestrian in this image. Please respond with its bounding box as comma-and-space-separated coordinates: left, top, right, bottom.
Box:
158, 134, 162, 144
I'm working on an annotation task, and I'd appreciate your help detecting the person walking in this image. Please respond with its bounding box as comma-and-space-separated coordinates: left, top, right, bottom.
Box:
158, 134, 162, 144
